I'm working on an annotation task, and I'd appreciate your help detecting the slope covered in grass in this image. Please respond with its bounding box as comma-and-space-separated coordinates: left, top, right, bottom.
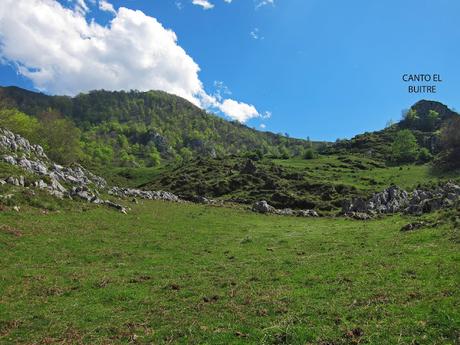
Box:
0, 201, 458, 344
140, 155, 460, 213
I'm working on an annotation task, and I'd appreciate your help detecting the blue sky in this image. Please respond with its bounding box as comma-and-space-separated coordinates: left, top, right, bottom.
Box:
0, 0, 459, 141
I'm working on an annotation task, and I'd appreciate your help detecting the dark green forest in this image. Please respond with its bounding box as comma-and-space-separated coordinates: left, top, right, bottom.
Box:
0, 87, 318, 167
0, 87, 458, 173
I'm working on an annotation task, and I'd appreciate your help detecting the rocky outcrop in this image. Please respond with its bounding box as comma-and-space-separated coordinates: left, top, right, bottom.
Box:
71, 186, 127, 213
252, 200, 319, 217
0, 128, 46, 159
108, 187, 180, 202
1, 129, 106, 191
343, 182, 460, 218
0, 128, 123, 208
252, 200, 276, 214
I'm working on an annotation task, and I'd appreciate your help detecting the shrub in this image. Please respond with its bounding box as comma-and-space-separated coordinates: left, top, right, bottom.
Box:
418, 147, 432, 163
391, 130, 419, 163
303, 148, 315, 160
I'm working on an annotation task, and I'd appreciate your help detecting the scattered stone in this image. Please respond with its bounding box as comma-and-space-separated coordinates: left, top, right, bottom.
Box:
345, 212, 372, 220
109, 187, 179, 202
252, 200, 319, 217
103, 200, 128, 214
189, 195, 214, 204
252, 200, 276, 214
401, 221, 427, 232
13, 206, 20, 212
295, 209, 319, 217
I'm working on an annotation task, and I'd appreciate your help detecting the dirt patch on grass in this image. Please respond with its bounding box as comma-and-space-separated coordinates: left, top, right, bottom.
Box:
0, 225, 23, 237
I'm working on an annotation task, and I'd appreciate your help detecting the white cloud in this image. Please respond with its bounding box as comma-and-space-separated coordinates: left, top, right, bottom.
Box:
262, 111, 272, 119
213, 80, 231, 101
259, 123, 266, 129
74, 0, 89, 15
250, 28, 263, 40
218, 99, 259, 123
0, 0, 203, 104
192, 0, 214, 10
255, 0, 274, 9
98, 0, 115, 14
0, 0, 264, 123
223, 0, 232, 3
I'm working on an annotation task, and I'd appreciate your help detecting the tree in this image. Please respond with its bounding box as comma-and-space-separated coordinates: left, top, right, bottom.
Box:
403, 109, 419, 127
37, 117, 83, 164
418, 147, 432, 163
0, 109, 40, 141
391, 130, 419, 163
385, 119, 395, 128
423, 110, 440, 131
439, 116, 460, 169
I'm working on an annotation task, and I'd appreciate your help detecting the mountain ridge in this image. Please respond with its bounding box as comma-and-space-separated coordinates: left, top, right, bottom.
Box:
0, 86, 321, 166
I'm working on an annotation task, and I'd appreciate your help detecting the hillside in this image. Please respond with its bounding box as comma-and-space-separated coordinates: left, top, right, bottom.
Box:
0, 110, 458, 344
328, 100, 459, 160
0, 86, 319, 167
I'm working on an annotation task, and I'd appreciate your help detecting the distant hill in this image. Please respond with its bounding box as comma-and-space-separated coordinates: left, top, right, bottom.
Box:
0, 86, 320, 167
328, 100, 459, 160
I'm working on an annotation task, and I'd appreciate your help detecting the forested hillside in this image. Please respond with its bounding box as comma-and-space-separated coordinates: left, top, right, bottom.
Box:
328, 100, 459, 164
0, 86, 318, 167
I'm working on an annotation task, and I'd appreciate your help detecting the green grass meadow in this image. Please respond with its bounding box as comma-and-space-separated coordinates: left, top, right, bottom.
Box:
1, 201, 458, 344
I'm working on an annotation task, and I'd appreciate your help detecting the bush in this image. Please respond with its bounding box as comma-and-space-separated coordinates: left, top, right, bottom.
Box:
418, 147, 432, 163
391, 130, 419, 163
303, 148, 315, 160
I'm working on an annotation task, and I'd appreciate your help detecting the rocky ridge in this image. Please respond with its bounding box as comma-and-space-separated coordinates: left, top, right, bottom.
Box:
343, 183, 460, 219
0, 128, 190, 213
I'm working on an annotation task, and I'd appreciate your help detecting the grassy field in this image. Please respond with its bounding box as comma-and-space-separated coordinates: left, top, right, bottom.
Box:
1, 200, 458, 344
273, 156, 460, 192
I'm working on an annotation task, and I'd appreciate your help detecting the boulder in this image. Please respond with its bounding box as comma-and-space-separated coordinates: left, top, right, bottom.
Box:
346, 212, 372, 220
401, 221, 426, 232
295, 209, 319, 217
252, 200, 276, 214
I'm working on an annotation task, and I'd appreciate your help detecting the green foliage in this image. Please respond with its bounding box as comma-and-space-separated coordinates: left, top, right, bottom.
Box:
0, 87, 317, 167
426, 110, 441, 130
391, 130, 419, 163
303, 148, 315, 160
0, 108, 82, 164
438, 116, 460, 169
403, 108, 441, 131
418, 147, 432, 163
403, 108, 419, 126
37, 110, 83, 164
0, 108, 40, 141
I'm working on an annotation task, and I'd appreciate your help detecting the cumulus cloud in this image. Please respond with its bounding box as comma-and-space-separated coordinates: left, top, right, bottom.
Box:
218, 99, 259, 123
0, 0, 264, 123
192, 0, 214, 10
